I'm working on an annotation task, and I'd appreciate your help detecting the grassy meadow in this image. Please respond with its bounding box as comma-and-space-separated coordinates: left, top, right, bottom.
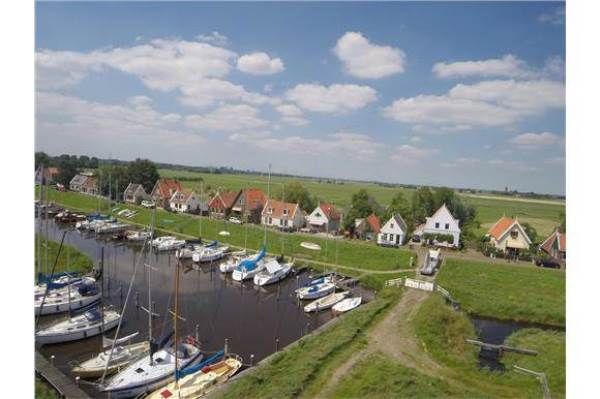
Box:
35, 235, 93, 276
159, 169, 565, 238
436, 258, 565, 326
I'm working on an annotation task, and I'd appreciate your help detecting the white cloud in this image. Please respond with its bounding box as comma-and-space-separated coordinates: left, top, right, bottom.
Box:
333, 32, 406, 79
285, 83, 377, 113
538, 7, 565, 25
185, 104, 268, 132
509, 132, 561, 148
390, 144, 437, 164
383, 79, 565, 130
196, 31, 229, 46
177, 78, 277, 108
275, 104, 309, 126
237, 52, 284, 75
229, 131, 383, 161
432, 55, 534, 79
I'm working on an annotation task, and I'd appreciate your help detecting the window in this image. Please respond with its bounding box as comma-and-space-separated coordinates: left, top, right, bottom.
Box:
511, 230, 518, 239
268, 207, 273, 214
382, 233, 387, 240
390, 223, 394, 228
445, 223, 449, 230
283, 209, 288, 215
435, 222, 440, 228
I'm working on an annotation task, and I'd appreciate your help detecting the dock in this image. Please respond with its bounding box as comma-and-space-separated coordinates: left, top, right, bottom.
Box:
466, 339, 538, 356
35, 351, 91, 399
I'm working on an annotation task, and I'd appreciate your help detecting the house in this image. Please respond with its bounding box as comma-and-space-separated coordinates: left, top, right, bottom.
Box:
420, 204, 461, 248
123, 183, 150, 204
150, 178, 183, 209
261, 199, 304, 231
486, 216, 532, 256
377, 214, 408, 247
169, 190, 203, 213
230, 188, 267, 223
69, 174, 90, 192
208, 190, 241, 218
80, 176, 99, 195
539, 228, 566, 262
306, 202, 341, 233
354, 213, 381, 240
35, 166, 59, 185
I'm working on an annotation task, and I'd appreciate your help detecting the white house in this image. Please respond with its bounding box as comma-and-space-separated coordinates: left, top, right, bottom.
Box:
421, 204, 461, 248
261, 199, 304, 231
377, 214, 408, 247
169, 190, 204, 213
123, 183, 150, 204
306, 202, 341, 233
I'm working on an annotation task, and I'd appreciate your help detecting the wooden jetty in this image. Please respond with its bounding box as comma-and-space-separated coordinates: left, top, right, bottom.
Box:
35, 351, 91, 399
466, 339, 538, 356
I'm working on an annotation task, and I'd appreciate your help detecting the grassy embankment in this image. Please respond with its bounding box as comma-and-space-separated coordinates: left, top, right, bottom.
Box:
35, 377, 59, 399
437, 258, 565, 327
411, 295, 565, 398
217, 289, 401, 399
35, 234, 93, 276
39, 188, 414, 290
159, 168, 565, 237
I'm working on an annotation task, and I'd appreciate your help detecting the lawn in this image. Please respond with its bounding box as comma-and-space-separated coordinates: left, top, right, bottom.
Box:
217, 289, 400, 399
411, 295, 558, 398
35, 235, 94, 277
38, 188, 416, 289
436, 258, 565, 326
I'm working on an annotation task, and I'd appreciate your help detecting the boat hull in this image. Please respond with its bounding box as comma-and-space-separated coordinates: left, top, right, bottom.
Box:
296, 284, 335, 300
35, 292, 101, 316
71, 341, 150, 379
35, 313, 120, 345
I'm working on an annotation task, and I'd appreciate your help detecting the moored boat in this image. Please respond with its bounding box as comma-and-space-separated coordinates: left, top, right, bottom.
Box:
35, 307, 121, 345
230, 247, 266, 281
332, 296, 362, 313
35, 280, 101, 316
71, 340, 150, 379
304, 291, 349, 313
192, 244, 229, 263
253, 259, 293, 286
296, 282, 336, 300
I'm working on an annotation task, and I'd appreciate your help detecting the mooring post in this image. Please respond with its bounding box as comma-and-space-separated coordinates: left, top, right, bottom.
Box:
224, 338, 229, 356
75, 376, 80, 386
195, 324, 200, 343
296, 275, 300, 289
50, 355, 55, 365
275, 338, 279, 352
135, 291, 139, 308
250, 354, 255, 367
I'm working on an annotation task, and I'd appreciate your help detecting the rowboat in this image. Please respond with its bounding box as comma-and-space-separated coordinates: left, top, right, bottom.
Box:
146, 354, 243, 399
296, 282, 336, 300
304, 292, 349, 313
35, 308, 121, 345
300, 241, 321, 251
332, 297, 362, 313
253, 259, 293, 286
71, 340, 150, 379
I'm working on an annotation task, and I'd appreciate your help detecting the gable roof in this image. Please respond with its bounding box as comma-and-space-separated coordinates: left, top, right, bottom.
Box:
366, 214, 381, 233
209, 190, 240, 210
82, 176, 97, 189
540, 229, 566, 253
262, 199, 299, 219
69, 174, 88, 186
170, 190, 196, 205
239, 188, 267, 210
124, 183, 146, 195
153, 178, 183, 199
318, 202, 340, 221
488, 216, 532, 244
384, 214, 407, 232
428, 203, 459, 223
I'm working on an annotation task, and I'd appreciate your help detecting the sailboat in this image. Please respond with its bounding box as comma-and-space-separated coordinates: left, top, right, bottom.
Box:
304, 291, 349, 313
253, 258, 293, 286
71, 332, 150, 379
35, 307, 121, 345
192, 242, 229, 263
103, 215, 203, 398
231, 247, 267, 281
34, 279, 101, 316
296, 281, 336, 300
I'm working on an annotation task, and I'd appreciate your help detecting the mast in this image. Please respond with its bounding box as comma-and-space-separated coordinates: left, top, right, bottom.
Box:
147, 205, 156, 364
264, 164, 271, 247
173, 257, 181, 386
100, 247, 105, 333
36, 165, 43, 282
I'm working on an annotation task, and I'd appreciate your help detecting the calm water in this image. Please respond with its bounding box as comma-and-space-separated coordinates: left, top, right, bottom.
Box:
36, 218, 345, 397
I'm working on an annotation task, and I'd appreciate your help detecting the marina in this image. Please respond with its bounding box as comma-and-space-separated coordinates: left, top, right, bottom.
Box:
35, 216, 369, 398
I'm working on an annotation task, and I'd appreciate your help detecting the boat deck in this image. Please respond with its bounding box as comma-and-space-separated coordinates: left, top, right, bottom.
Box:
35, 351, 91, 398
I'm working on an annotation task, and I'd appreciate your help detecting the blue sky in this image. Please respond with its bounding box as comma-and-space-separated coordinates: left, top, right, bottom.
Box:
35, 1, 565, 194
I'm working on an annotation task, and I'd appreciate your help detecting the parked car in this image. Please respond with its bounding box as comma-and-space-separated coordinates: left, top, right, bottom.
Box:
141, 200, 155, 208
228, 216, 242, 224
536, 259, 561, 269
411, 235, 421, 243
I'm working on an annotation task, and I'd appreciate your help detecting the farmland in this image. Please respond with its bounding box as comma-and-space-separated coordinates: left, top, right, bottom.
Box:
158, 169, 565, 238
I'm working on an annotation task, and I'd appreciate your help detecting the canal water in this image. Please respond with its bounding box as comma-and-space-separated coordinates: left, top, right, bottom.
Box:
36, 218, 341, 398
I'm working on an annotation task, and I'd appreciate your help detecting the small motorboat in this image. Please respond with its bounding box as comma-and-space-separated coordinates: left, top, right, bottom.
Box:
126, 230, 151, 242
296, 282, 336, 300
156, 239, 186, 251
71, 339, 150, 379
332, 296, 362, 313
300, 241, 321, 251
35, 307, 121, 345
253, 259, 293, 286
304, 291, 349, 313
151, 236, 176, 247
146, 354, 243, 399
298, 275, 333, 290
192, 245, 229, 263
102, 341, 203, 399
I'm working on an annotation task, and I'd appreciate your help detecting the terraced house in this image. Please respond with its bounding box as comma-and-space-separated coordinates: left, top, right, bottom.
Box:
208, 190, 241, 219
150, 178, 183, 209
230, 188, 267, 224
261, 199, 304, 231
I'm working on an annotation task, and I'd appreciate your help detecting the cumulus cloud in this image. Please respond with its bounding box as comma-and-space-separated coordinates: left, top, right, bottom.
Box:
285, 83, 377, 113
538, 6, 565, 25
333, 32, 406, 79
237, 52, 284, 75
383, 79, 565, 130
185, 104, 269, 132
196, 31, 229, 46
390, 144, 437, 164
275, 104, 309, 126
509, 132, 561, 148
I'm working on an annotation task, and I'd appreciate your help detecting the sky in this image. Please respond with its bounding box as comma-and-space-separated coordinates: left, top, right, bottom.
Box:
35, 1, 566, 195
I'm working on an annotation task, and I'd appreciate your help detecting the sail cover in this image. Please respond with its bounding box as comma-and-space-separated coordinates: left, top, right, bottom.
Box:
236, 246, 266, 272
176, 350, 224, 380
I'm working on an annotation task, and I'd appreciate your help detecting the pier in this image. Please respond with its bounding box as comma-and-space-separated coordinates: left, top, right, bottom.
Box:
35, 351, 91, 399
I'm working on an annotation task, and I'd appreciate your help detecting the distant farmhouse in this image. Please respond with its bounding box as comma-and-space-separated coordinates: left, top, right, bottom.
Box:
35, 166, 59, 185
487, 216, 532, 258
415, 204, 461, 248
540, 228, 566, 264
151, 178, 183, 209
377, 214, 408, 247
69, 174, 99, 195
230, 188, 267, 223
169, 190, 204, 213
306, 202, 341, 233
354, 214, 380, 241
123, 183, 150, 205
208, 190, 241, 219
262, 199, 304, 231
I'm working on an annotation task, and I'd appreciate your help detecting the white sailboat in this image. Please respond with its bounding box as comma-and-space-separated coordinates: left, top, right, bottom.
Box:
192, 244, 229, 263
253, 258, 293, 286
156, 239, 186, 252
304, 291, 349, 313
34, 280, 101, 315
35, 307, 121, 345
219, 250, 247, 273
231, 247, 267, 282
126, 230, 151, 242
296, 282, 336, 300
151, 236, 176, 247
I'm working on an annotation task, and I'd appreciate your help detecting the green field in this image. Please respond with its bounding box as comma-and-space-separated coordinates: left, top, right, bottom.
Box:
437, 258, 565, 326
159, 169, 565, 238
39, 188, 415, 290
35, 234, 94, 276
218, 289, 399, 399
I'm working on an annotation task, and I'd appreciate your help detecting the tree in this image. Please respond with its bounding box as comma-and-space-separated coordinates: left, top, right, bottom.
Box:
55, 157, 79, 186
35, 152, 51, 170
342, 189, 381, 231
521, 222, 538, 245
97, 164, 129, 198
282, 181, 316, 213
385, 191, 414, 234
411, 187, 435, 224
127, 158, 159, 193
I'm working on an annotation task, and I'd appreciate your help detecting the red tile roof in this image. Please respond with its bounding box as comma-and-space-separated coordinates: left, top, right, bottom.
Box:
209, 190, 239, 210
367, 213, 380, 234
540, 229, 566, 253
262, 199, 299, 219
153, 178, 183, 200
170, 190, 195, 205
488, 216, 515, 240
241, 188, 266, 210
319, 202, 340, 221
